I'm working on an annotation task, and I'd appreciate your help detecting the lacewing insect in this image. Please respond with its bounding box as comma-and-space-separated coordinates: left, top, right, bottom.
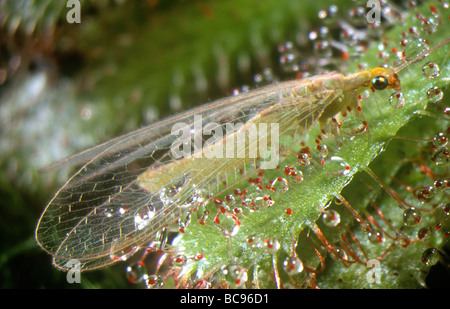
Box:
36, 37, 450, 272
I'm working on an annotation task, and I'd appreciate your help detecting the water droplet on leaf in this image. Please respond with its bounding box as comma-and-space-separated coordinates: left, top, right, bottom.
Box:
221, 264, 248, 288
126, 263, 148, 283
246, 234, 261, 249
417, 226, 432, 240
270, 177, 289, 194
263, 238, 280, 254
145, 274, 163, 288
426, 86, 443, 104
404, 39, 429, 60
173, 254, 187, 267
339, 117, 367, 135
421, 248, 440, 266
415, 186, 436, 203
389, 92, 406, 109
432, 132, 448, 148
367, 230, 384, 243
422, 61, 440, 78
283, 256, 304, 275
177, 212, 191, 233
403, 207, 422, 226
322, 209, 341, 227
431, 147, 449, 165
323, 156, 350, 176
329, 246, 348, 262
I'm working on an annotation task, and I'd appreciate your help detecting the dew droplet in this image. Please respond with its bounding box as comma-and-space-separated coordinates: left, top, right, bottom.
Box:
283, 256, 304, 276
193, 253, 204, 261
422, 16, 439, 34
403, 207, 422, 226
285, 166, 304, 183
160, 186, 180, 204
417, 226, 432, 241
233, 206, 244, 216
196, 202, 210, 225
224, 194, 236, 207
432, 132, 448, 148
347, 6, 367, 26
179, 187, 204, 209
422, 61, 440, 79
155, 227, 169, 251
322, 209, 341, 227
270, 177, 289, 194
145, 274, 163, 289
388, 92, 406, 109
440, 203, 450, 216
221, 264, 248, 288
254, 68, 274, 86
126, 262, 148, 283
434, 203, 450, 226
297, 148, 311, 166
329, 246, 348, 262
314, 40, 332, 57
134, 204, 156, 231
431, 147, 449, 165
263, 238, 280, 254
323, 156, 351, 176
213, 208, 240, 237
246, 234, 261, 249
367, 229, 384, 243
317, 144, 328, 161
177, 212, 191, 233
173, 254, 188, 267
426, 86, 443, 104
421, 248, 440, 266
415, 186, 436, 203
339, 117, 367, 135
251, 195, 275, 209
433, 179, 449, 191
404, 39, 429, 60
110, 241, 140, 262
278, 41, 301, 73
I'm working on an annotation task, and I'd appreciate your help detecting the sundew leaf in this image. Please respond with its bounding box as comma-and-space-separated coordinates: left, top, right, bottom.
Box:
176, 2, 450, 288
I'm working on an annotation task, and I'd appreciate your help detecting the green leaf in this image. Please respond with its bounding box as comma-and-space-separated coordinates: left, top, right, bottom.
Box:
176, 2, 450, 288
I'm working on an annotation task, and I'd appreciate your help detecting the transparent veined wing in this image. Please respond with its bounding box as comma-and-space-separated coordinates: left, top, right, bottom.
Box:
36, 76, 343, 271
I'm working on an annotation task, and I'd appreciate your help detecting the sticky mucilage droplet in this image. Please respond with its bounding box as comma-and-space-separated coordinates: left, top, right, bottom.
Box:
173, 254, 188, 267
403, 207, 422, 226
388, 92, 405, 109
145, 274, 163, 289
421, 248, 440, 266
367, 229, 384, 244
323, 156, 351, 176
404, 39, 429, 60
126, 262, 148, 283
283, 255, 304, 276
221, 264, 248, 288
432, 132, 448, 148
415, 186, 436, 203
431, 147, 449, 165
426, 86, 443, 104
422, 61, 440, 79
322, 209, 341, 227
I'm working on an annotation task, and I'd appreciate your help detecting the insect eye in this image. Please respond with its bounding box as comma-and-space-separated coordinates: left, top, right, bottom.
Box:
372, 76, 389, 90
